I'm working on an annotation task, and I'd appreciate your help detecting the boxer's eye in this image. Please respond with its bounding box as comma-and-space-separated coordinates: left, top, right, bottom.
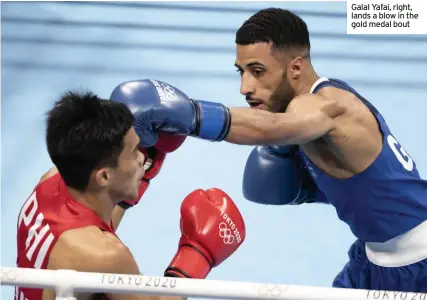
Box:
252, 68, 264, 77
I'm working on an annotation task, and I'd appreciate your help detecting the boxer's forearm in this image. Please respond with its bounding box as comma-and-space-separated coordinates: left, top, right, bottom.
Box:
225, 107, 336, 145
111, 205, 126, 231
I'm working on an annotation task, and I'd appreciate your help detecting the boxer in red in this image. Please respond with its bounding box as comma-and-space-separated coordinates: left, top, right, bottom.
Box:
16, 91, 246, 300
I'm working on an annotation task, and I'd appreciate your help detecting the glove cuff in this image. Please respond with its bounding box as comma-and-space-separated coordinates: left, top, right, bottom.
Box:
117, 201, 133, 210
164, 243, 212, 279
192, 100, 231, 142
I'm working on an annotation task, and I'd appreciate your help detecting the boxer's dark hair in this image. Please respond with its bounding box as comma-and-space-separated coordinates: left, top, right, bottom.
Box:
235, 8, 310, 54
46, 90, 134, 191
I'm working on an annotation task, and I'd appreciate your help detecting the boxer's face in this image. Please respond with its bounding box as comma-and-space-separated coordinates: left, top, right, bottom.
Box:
235, 42, 296, 112
108, 127, 145, 201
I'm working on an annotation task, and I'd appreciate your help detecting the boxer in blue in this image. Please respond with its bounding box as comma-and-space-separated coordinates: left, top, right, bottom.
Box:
109, 8, 427, 292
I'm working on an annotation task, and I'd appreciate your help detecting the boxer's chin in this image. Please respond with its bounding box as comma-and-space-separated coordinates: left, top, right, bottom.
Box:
251, 103, 268, 111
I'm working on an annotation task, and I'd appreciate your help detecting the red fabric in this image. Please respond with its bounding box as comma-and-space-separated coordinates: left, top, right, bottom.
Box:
15, 173, 116, 300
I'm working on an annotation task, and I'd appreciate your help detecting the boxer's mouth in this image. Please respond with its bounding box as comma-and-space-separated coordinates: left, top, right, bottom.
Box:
139, 159, 152, 181
247, 100, 263, 108
143, 158, 153, 172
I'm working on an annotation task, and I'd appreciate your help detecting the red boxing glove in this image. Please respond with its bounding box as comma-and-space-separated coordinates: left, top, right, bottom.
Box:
118, 133, 186, 209
164, 188, 246, 279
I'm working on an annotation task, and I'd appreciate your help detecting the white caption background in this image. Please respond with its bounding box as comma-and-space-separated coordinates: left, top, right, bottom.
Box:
347, 0, 427, 34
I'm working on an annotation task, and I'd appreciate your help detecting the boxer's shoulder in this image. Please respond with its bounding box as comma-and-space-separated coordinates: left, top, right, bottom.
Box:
314, 85, 369, 116
47, 226, 136, 273
287, 92, 340, 113
315, 85, 353, 102
314, 84, 381, 134
39, 166, 59, 184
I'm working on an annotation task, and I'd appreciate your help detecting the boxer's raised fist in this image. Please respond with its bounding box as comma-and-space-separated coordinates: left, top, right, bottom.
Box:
141, 132, 186, 181
118, 132, 186, 209
165, 188, 246, 279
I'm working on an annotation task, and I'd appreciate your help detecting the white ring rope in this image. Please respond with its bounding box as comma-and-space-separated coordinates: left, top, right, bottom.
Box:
2, 266, 426, 300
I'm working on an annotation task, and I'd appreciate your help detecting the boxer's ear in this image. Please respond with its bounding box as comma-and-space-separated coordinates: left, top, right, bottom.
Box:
288, 56, 304, 80
93, 167, 113, 188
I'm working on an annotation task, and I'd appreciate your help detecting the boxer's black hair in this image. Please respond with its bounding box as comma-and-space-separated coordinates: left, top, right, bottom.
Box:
46, 90, 134, 191
235, 8, 310, 54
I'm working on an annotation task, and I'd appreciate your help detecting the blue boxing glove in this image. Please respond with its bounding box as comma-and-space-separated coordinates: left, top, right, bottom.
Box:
110, 79, 230, 147
242, 145, 328, 205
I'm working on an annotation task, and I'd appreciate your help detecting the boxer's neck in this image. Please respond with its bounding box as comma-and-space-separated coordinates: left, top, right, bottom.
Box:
68, 187, 114, 225
293, 63, 319, 97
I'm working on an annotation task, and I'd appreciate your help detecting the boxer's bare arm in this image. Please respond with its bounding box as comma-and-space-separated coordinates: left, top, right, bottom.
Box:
226, 94, 346, 145
42, 226, 185, 300
111, 206, 126, 231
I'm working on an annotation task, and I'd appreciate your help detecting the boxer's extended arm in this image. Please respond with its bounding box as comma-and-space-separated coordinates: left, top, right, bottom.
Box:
109, 80, 345, 147
226, 94, 346, 145
43, 227, 185, 300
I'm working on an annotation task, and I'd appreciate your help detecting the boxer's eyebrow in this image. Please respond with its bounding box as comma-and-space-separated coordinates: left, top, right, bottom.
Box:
246, 62, 265, 68
234, 62, 265, 69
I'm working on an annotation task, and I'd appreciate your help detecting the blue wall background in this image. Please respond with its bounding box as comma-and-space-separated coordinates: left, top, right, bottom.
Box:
1, 1, 426, 299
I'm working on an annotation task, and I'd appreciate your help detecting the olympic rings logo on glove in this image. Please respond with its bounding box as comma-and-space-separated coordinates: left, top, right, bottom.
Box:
160, 83, 178, 101
218, 222, 235, 244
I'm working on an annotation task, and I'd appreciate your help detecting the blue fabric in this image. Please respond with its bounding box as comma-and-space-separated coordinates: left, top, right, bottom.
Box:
333, 240, 427, 292
301, 78, 427, 242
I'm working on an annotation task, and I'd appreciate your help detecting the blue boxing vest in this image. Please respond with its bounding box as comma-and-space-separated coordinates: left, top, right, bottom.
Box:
299, 78, 427, 243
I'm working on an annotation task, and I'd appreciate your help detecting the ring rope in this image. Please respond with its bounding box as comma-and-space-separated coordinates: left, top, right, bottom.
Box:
2, 267, 427, 300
